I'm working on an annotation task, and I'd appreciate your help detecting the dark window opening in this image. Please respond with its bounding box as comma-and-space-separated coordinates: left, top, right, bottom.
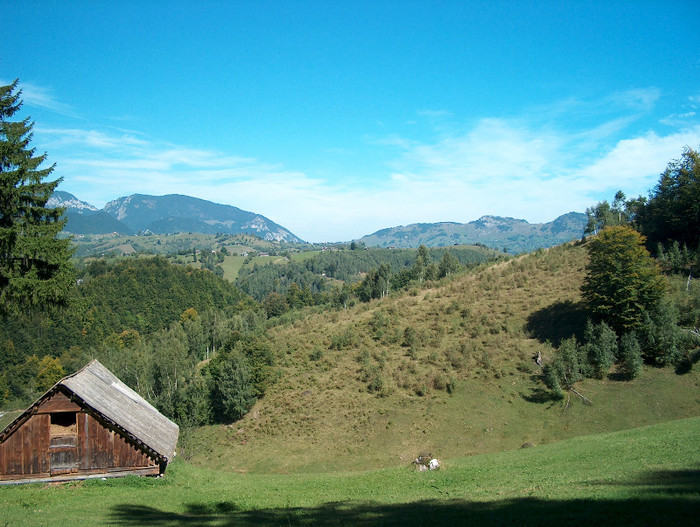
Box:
50, 412, 77, 436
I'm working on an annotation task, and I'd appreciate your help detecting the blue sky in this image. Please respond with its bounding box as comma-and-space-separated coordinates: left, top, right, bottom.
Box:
2, 1, 699, 242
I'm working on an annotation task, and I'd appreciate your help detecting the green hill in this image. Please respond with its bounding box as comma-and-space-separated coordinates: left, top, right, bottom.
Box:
186, 242, 700, 473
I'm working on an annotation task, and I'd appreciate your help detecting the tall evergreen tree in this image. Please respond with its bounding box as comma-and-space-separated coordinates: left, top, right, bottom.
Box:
0, 79, 73, 314
637, 147, 700, 252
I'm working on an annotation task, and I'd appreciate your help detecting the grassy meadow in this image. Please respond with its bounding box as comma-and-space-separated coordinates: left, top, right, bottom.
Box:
1, 417, 698, 525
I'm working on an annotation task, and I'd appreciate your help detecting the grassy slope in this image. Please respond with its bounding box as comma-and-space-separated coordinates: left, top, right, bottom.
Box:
188, 242, 700, 473
1, 417, 698, 525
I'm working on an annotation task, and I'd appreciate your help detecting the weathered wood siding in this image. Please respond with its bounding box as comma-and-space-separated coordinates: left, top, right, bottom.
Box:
0, 414, 50, 478
0, 391, 158, 481
80, 412, 156, 472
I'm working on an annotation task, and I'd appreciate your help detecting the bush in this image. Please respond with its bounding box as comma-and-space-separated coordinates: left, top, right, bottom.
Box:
619, 332, 643, 380
638, 300, 683, 365
544, 337, 586, 395
583, 320, 617, 379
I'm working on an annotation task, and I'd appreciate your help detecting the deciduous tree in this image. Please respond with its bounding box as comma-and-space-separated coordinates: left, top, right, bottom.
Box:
582, 226, 665, 333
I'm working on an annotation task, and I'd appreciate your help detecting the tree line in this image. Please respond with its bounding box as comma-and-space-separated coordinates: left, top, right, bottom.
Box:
238, 244, 499, 314
545, 147, 700, 396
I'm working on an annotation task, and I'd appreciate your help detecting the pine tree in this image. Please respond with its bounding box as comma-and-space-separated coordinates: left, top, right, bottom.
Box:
0, 79, 73, 314
637, 147, 700, 253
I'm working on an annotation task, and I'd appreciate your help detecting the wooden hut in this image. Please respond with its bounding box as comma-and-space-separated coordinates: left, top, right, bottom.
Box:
0, 359, 179, 483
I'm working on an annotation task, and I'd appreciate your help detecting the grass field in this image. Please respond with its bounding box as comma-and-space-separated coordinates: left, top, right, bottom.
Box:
1, 417, 698, 525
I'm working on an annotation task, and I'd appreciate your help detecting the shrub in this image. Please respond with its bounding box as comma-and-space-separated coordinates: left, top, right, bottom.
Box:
544, 337, 586, 395
638, 300, 683, 365
619, 332, 643, 380
583, 320, 617, 379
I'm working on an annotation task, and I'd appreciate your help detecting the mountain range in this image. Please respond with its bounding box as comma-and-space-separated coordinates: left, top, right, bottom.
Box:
49, 191, 587, 251
48, 191, 303, 243
360, 212, 587, 253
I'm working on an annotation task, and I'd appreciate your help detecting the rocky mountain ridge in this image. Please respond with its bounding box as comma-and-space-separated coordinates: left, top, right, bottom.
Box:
49, 191, 302, 242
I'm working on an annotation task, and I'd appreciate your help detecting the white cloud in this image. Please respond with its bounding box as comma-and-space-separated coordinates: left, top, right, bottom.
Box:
29, 88, 700, 242
0, 79, 76, 116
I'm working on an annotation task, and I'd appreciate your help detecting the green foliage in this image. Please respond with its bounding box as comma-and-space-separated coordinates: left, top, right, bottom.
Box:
329, 327, 358, 350
235, 245, 495, 304
582, 226, 665, 333
0, 338, 20, 370
262, 292, 289, 317
173, 373, 212, 427
0, 373, 8, 405
437, 250, 461, 278
637, 300, 683, 365
582, 320, 617, 379
637, 147, 700, 253
207, 350, 256, 423
35, 355, 65, 392
584, 190, 637, 235
543, 337, 586, 395
0, 256, 256, 361
619, 332, 643, 380
229, 334, 275, 397
0, 79, 74, 314
309, 347, 323, 361
656, 240, 694, 274
5, 354, 40, 402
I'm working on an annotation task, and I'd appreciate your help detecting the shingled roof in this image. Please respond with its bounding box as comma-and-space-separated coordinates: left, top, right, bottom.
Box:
0, 359, 179, 464
60, 360, 179, 462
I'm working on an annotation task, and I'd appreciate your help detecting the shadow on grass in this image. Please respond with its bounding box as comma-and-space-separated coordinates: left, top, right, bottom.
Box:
520, 386, 562, 405
108, 469, 700, 526
526, 300, 588, 347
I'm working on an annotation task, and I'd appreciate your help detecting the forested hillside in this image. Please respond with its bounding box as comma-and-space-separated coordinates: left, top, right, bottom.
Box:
236, 244, 500, 302
0, 257, 257, 406
187, 240, 700, 472
0, 243, 501, 425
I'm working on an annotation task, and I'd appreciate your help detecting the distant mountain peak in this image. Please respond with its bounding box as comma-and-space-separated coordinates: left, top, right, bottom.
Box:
48, 191, 99, 213
102, 193, 302, 242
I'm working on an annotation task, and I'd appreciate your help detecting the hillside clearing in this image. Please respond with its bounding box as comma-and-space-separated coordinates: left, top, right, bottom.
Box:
187, 242, 700, 473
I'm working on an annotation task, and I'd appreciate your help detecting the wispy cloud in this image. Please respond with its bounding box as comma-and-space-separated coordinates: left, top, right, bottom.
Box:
0, 79, 77, 116
30, 90, 700, 242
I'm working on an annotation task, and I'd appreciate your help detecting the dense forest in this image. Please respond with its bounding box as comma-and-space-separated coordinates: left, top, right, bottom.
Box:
236, 244, 500, 303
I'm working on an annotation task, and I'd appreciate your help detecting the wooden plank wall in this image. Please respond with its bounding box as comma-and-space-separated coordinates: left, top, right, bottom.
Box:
0, 414, 50, 478
80, 412, 156, 472
1, 392, 158, 480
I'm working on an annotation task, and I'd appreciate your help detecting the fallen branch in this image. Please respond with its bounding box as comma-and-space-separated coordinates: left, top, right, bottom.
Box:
571, 388, 593, 405
564, 394, 571, 411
